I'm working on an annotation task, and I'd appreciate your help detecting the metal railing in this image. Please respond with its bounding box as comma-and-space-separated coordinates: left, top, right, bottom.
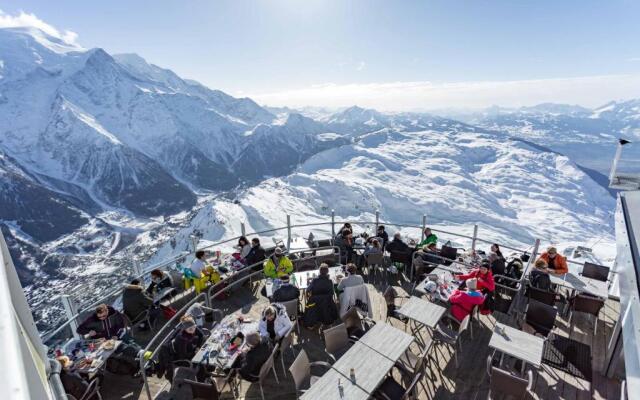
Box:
38, 210, 603, 343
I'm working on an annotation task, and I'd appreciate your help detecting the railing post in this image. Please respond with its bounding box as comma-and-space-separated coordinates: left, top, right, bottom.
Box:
531, 239, 541, 261
286, 214, 292, 251
240, 222, 246, 237
471, 224, 479, 252
59, 295, 80, 340
133, 258, 144, 278
375, 210, 380, 233
331, 209, 335, 238
421, 214, 427, 241
190, 234, 199, 252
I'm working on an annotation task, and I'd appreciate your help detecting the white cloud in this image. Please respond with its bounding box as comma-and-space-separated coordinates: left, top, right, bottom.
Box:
248, 74, 640, 111
0, 9, 81, 47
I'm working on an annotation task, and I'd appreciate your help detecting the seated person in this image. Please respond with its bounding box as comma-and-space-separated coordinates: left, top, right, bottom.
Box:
185, 301, 217, 327
536, 246, 568, 275
337, 263, 364, 292
57, 356, 90, 399
233, 332, 271, 381
245, 238, 266, 267
258, 304, 292, 344
122, 279, 158, 329
386, 232, 410, 254
237, 236, 251, 260
272, 274, 300, 303
530, 259, 552, 291
448, 278, 485, 322
146, 269, 174, 299
263, 247, 293, 279
376, 225, 390, 249
307, 264, 335, 296
363, 238, 382, 256
77, 304, 126, 340
416, 227, 438, 249
171, 316, 205, 360
456, 259, 495, 292
190, 250, 207, 277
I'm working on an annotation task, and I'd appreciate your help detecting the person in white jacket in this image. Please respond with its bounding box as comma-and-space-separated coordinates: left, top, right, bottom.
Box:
258, 303, 292, 344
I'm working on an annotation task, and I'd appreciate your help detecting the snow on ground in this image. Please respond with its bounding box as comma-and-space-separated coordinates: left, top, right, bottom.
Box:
146, 127, 616, 268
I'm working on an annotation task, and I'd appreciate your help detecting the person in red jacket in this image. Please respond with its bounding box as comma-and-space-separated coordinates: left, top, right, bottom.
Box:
448, 278, 485, 322
455, 259, 495, 292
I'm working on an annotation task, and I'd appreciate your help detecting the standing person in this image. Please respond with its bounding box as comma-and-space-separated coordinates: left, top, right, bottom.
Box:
537, 247, 568, 275
76, 304, 127, 340
334, 229, 355, 264
448, 278, 485, 322
376, 225, 390, 249
263, 247, 293, 278
258, 303, 292, 344
245, 238, 266, 267
337, 223, 353, 236
455, 259, 496, 292
237, 236, 252, 259
417, 227, 438, 249
122, 279, 158, 329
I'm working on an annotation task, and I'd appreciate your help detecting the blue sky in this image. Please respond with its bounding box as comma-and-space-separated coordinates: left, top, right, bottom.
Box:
2, 1, 640, 109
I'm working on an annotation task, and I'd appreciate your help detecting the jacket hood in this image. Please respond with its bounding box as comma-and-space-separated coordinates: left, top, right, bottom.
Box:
124, 284, 144, 290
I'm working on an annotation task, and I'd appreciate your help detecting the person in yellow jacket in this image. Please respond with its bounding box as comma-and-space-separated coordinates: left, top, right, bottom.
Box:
263, 247, 293, 278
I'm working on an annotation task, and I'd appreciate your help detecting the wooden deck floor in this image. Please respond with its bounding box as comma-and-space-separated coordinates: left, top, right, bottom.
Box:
101, 276, 623, 400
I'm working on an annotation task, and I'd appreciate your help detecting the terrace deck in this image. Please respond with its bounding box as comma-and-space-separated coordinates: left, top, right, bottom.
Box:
100, 277, 622, 400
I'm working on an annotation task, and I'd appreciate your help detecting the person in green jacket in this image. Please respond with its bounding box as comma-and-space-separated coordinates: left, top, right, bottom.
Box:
417, 227, 438, 249
263, 247, 293, 278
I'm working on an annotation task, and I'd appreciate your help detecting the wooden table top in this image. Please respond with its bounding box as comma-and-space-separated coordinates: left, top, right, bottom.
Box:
489, 323, 544, 368
397, 296, 447, 329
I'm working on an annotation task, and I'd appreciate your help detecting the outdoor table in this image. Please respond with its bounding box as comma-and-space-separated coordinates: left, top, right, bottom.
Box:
300, 368, 370, 400
67, 339, 122, 380
331, 342, 395, 394
291, 265, 344, 290
414, 268, 461, 302
489, 322, 544, 374
548, 272, 609, 299
396, 295, 447, 348
357, 322, 414, 361
191, 315, 259, 370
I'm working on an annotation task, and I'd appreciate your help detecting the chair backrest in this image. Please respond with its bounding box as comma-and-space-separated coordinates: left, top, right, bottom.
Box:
572, 295, 605, 316
412, 346, 431, 373
258, 344, 279, 383
582, 262, 610, 282
390, 250, 412, 265
402, 371, 424, 399
526, 299, 557, 337
323, 323, 350, 356
280, 298, 299, 319
439, 246, 458, 264
366, 252, 384, 266
457, 314, 471, 337
80, 378, 100, 400
280, 324, 294, 353
527, 286, 556, 306
289, 349, 311, 392
183, 379, 220, 400
490, 366, 530, 399
341, 307, 363, 332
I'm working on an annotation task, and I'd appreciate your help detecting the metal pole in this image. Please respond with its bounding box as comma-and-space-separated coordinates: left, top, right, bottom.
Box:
421, 214, 427, 241
190, 234, 199, 252
531, 238, 541, 261
133, 258, 143, 277
471, 224, 479, 252
240, 222, 246, 237
59, 295, 80, 340
331, 209, 335, 238
375, 210, 380, 233
286, 214, 292, 252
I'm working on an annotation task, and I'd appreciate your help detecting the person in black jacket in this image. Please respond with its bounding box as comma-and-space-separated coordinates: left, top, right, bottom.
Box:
235, 332, 271, 381
386, 232, 410, 254
307, 264, 334, 296
122, 279, 158, 328
376, 225, 390, 249
171, 316, 205, 361
272, 274, 300, 303
57, 356, 91, 400
76, 304, 126, 340
303, 265, 338, 327
244, 238, 266, 268
146, 269, 174, 300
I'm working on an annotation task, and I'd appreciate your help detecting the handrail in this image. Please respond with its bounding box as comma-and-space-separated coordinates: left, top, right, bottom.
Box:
38, 214, 602, 341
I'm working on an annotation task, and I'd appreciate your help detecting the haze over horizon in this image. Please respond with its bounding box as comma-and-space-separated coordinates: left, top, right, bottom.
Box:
2, 1, 640, 110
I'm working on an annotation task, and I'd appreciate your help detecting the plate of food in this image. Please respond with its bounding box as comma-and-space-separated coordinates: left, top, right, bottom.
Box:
101, 339, 116, 350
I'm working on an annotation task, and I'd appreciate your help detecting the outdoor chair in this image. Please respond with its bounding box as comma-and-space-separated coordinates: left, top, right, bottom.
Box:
279, 298, 301, 336
521, 299, 557, 339
278, 324, 298, 375
432, 314, 470, 367
239, 344, 280, 400
383, 286, 410, 330
180, 379, 221, 400
526, 285, 558, 307
288, 349, 333, 399
395, 344, 432, 382
366, 252, 386, 284
340, 306, 374, 339
373, 371, 423, 400
79, 377, 102, 400
581, 262, 610, 282
439, 245, 458, 265
486, 357, 533, 400
569, 294, 605, 335
322, 323, 355, 362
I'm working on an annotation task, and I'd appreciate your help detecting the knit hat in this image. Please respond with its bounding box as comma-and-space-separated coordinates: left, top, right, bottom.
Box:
467, 278, 478, 291
274, 247, 283, 255
280, 274, 290, 282
246, 332, 261, 347
180, 317, 197, 330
